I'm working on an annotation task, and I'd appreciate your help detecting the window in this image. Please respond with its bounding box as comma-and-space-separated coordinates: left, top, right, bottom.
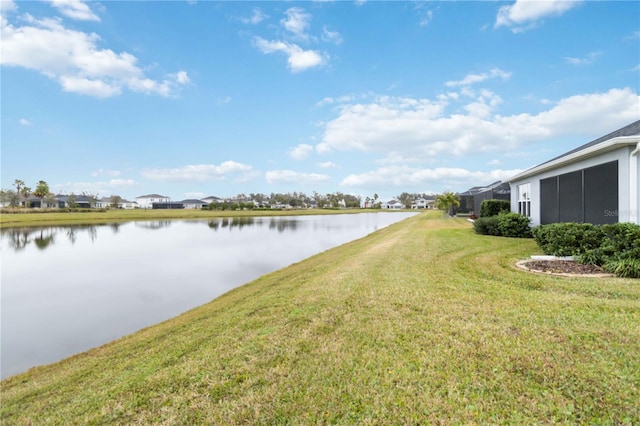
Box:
517, 183, 531, 217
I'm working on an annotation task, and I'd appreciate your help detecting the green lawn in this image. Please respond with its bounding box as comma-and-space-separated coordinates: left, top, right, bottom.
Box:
0, 208, 373, 228
2, 211, 638, 424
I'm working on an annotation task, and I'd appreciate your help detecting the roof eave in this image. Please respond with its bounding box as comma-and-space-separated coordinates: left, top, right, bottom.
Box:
509, 136, 640, 183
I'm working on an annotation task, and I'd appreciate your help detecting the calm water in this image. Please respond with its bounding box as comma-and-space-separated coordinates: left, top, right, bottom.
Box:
1, 212, 415, 379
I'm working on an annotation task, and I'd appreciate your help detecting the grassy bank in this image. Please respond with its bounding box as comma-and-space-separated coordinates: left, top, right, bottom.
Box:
0, 208, 373, 228
2, 211, 639, 424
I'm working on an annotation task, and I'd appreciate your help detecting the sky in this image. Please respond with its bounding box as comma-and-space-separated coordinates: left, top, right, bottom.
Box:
1, 0, 639, 202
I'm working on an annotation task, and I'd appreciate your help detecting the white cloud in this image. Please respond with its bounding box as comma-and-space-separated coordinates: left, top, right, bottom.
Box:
19, 118, 31, 125
0, 14, 189, 98
340, 166, 523, 190
141, 161, 254, 182
266, 170, 330, 185
281, 7, 311, 40
289, 143, 314, 160
445, 68, 511, 87
47, 0, 100, 22
318, 88, 640, 158
216, 96, 232, 105
240, 8, 267, 25
419, 10, 433, 27
321, 26, 343, 45
53, 178, 136, 197
0, 0, 16, 14
317, 161, 338, 169
564, 51, 602, 66
253, 37, 325, 72
92, 169, 121, 177
495, 0, 581, 32
626, 31, 640, 41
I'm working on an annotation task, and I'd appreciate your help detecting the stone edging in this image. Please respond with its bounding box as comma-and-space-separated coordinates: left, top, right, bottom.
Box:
515, 260, 616, 278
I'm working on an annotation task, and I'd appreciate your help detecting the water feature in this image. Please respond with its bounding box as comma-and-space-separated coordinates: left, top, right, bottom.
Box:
0, 212, 415, 379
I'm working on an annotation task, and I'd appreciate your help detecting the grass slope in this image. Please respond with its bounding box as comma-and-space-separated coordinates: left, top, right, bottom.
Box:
2, 212, 639, 424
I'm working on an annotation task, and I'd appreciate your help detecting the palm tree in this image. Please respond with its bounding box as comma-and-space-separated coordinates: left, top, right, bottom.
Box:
20, 186, 31, 208
33, 180, 50, 208
435, 191, 460, 217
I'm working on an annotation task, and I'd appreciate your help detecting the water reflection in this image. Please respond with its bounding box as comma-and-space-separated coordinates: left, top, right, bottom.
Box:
1, 213, 415, 379
1, 224, 106, 250
269, 218, 298, 232
134, 220, 172, 230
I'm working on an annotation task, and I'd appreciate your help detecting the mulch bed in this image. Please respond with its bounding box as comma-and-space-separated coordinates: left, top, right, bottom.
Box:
520, 260, 606, 275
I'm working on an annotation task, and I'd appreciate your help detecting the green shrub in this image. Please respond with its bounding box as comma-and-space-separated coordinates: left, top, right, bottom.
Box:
473, 216, 501, 236
599, 223, 640, 261
497, 212, 532, 238
532, 221, 640, 278
479, 199, 511, 218
602, 258, 640, 279
531, 222, 603, 257
576, 249, 606, 266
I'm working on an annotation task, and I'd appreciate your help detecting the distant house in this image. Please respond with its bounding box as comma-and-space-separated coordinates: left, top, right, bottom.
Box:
381, 200, 405, 209
96, 197, 111, 209
458, 181, 510, 215
182, 199, 208, 209
55, 194, 93, 208
509, 120, 640, 226
411, 196, 435, 209
136, 194, 170, 209
201, 196, 223, 205
96, 197, 138, 209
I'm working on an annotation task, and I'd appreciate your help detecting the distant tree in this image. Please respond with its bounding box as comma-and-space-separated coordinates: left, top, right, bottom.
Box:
20, 186, 31, 208
13, 179, 24, 195
33, 180, 50, 208
110, 195, 123, 209
67, 193, 78, 209
435, 191, 460, 216
44, 193, 57, 208
2, 190, 21, 208
397, 192, 414, 209
82, 192, 98, 208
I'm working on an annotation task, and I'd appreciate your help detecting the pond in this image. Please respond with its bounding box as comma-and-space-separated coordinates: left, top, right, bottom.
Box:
1, 212, 415, 379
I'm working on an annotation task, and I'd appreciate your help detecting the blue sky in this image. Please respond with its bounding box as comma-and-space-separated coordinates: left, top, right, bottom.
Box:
1, 0, 639, 202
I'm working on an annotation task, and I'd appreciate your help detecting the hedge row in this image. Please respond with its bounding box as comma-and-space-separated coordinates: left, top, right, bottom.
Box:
479, 199, 511, 218
473, 211, 532, 238
532, 222, 640, 278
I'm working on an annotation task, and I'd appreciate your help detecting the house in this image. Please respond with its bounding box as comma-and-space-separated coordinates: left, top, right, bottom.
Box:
458, 181, 510, 214
96, 197, 138, 209
136, 194, 170, 209
381, 200, 405, 209
201, 195, 223, 205
182, 199, 208, 209
411, 196, 436, 209
509, 120, 640, 226
55, 194, 93, 208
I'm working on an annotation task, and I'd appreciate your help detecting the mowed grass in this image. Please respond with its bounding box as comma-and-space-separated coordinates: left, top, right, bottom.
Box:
2, 211, 639, 424
0, 208, 371, 228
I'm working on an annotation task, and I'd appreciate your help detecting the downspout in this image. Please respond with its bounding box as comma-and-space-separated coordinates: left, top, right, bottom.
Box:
630, 142, 640, 224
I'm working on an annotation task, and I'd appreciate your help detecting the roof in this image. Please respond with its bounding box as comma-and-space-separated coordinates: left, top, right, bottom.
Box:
542, 120, 640, 165
459, 181, 504, 196
181, 199, 208, 204
509, 120, 640, 182
136, 194, 169, 199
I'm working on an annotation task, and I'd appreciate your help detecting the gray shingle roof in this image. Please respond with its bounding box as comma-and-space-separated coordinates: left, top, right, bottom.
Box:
541, 120, 640, 166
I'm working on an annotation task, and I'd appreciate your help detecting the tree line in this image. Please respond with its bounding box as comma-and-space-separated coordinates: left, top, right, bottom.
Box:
0, 179, 100, 209
1, 178, 461, 212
